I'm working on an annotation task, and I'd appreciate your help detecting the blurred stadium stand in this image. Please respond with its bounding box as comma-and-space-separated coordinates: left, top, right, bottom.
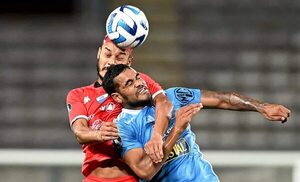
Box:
0, 0, 299, 181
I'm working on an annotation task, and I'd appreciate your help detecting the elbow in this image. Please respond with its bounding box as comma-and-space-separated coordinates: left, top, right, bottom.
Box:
75, 135, 85, 145
131, 164, 156, 181
134, 169, 155, 181
166, 100, 173, 120
73, 129, 86, 145
160, 98, 173, 120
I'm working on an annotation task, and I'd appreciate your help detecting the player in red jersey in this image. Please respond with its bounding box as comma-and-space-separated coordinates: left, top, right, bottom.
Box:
66, 36, 172, 182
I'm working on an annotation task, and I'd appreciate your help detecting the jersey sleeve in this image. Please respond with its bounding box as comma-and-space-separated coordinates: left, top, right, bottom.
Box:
66, 89, 88, 125
115, 115, 143, 158
165, 87, 201, 110
140, 73, 164, 99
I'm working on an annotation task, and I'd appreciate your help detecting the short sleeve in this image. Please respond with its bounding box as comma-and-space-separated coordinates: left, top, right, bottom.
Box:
116, 116, 143, 158
165, 87, 201, 110
66, 89, 88, 125
140, 73, 164, 99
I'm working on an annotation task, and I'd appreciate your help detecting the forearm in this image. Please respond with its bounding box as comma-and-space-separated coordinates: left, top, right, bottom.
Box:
153, 94, 173, 135
128, 127, 181, 180
72, 119, 101, 144
73, 127, 100, 144
202, 90, 264, 111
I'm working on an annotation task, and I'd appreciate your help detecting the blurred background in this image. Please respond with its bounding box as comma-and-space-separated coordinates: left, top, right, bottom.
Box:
0, 0, 299, 181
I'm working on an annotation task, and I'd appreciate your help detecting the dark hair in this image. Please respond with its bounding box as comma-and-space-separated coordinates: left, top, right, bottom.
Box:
102, 64, 131, 95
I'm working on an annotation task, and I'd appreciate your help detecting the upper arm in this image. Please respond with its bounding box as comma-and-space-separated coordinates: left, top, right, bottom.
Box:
116, 118, 143, 157
72, 118, 89, 131
140, 73, 163, 98
201, 90, 230, 108
66, 89, 88, 125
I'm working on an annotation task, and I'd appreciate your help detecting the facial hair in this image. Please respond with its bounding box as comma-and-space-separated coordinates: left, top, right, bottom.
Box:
122, 93, 152, 109
127, 99, 152, 108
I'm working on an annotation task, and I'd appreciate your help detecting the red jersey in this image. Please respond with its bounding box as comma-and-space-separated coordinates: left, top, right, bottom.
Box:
66, 73, 163, 177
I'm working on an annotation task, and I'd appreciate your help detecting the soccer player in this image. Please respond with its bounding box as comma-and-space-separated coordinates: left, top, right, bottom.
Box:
102, 64, 291, 181
66, 36, 172, 182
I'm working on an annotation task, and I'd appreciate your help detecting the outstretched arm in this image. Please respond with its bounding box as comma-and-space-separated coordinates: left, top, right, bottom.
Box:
123, 104, 201, 180
201, 90, 291, 122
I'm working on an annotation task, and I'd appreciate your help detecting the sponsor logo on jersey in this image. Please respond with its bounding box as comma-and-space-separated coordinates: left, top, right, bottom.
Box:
96, 94, 109, 104
165, 138, 190, 163
174, 88, 194, 105
83, 96, 91, 104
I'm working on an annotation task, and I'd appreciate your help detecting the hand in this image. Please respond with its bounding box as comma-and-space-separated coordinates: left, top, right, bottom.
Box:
96, 122, 119, 142
257, 103, 291, 123
144, 132, 164, 163
174, 103, 203, 132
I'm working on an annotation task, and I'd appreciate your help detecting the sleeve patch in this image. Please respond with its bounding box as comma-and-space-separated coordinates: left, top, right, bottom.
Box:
174, 88, 195, 105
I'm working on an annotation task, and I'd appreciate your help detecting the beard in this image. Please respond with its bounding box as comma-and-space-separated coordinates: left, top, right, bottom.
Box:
99, 74, 104, 81
127, 99, 152, 108
121, 92, 152, 108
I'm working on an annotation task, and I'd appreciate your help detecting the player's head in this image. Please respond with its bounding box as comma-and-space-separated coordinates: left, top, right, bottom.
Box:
96, 35, 133, 81
103, 64, 151, 109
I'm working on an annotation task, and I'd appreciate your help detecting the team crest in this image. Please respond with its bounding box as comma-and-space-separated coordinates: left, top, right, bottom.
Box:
99, 102, 116, 111
174, 88, 195, 105
106, 102, 115, 111
91, 119, 103, 130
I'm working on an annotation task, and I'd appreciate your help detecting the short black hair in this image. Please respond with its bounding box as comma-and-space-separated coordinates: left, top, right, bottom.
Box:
103, 64, 131, 95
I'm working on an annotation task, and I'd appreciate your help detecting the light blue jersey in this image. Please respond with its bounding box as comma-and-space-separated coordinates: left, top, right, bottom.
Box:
115, 87, 219, 182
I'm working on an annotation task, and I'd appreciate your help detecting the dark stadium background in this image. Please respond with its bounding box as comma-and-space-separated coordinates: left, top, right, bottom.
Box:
0, 0, 299, 181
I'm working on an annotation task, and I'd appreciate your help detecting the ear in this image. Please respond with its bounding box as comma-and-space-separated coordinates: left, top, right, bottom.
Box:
97, 47, 101, 59
111, 93, 124, 104
127, 55, 133, 66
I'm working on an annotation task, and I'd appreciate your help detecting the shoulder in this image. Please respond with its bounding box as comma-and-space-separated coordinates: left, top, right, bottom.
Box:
67, 84, 97, 98
115, 111, 137, 126
139, 72, 153, 81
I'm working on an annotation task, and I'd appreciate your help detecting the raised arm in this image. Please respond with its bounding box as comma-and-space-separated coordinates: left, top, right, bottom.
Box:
123, 103, 201, 180
201, 90, 291, 122
144, 93, 173, 162
139, 73, 173, 163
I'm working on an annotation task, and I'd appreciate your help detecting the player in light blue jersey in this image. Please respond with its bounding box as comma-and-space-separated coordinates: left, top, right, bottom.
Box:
116, 87, 218, 182
102, 64, 291, 181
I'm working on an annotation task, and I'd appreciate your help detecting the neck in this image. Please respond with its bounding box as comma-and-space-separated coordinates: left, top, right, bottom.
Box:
123, 99, 151, 110
97, 77, 103, 85
124, 105, 145, 110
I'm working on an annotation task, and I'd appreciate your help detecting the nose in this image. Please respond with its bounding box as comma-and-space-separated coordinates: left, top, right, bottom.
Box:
135, 79, 145, 88
107, 58, 115, 65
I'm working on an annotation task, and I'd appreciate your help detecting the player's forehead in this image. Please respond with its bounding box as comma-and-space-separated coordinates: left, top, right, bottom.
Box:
115, 68, 137, 84
102, 42, 129, 55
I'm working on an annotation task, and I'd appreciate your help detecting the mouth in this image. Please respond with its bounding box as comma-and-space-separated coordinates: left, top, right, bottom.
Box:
137, 86, 148, 95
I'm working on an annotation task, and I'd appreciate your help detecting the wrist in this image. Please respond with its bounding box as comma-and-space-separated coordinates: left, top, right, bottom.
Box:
96, 130, 102, 142
152, 130, 164, 137
172, 126, 184, 135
